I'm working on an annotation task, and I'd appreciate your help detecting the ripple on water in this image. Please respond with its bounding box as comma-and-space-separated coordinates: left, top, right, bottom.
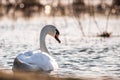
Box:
0, 19, 120, 78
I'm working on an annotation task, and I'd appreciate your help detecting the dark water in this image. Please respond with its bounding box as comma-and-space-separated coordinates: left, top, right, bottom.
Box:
0, 17, 120, 78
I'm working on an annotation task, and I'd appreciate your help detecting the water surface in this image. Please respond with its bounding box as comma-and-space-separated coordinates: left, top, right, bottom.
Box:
0, 16, 120, 78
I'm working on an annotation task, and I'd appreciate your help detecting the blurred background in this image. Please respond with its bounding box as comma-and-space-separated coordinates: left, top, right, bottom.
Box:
0, 0, 120, 36
0, 0, 119, 18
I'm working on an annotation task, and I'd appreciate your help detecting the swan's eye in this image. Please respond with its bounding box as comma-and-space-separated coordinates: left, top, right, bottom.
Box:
55, 29, 60, 35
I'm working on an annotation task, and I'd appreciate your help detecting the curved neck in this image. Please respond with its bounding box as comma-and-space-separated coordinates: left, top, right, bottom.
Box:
40, 28, 49, 54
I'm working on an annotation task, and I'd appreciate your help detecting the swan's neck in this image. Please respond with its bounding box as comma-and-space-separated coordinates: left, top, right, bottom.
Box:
40, 28, 49, 54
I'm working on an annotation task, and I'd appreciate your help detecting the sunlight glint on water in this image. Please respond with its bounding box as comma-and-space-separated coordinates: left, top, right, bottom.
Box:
0, 16, 120, 78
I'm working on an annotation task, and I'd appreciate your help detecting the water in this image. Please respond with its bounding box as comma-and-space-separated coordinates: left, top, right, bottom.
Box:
0, 16, 120, 78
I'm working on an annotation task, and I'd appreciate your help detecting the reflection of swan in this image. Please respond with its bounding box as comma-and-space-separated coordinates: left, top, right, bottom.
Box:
12, 25, 61, 72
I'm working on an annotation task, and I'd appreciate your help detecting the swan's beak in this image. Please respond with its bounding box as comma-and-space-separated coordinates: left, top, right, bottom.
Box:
55, 34, 61, 43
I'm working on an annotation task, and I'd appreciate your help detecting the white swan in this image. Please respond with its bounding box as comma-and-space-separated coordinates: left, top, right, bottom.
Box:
12, 25, 61, 72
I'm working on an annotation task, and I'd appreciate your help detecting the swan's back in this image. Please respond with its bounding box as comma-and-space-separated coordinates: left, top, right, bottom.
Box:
13, 50, 58, 72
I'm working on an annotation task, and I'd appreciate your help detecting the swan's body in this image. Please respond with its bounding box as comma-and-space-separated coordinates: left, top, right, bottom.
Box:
12, 25, 61, 72
13, 50, 58, 72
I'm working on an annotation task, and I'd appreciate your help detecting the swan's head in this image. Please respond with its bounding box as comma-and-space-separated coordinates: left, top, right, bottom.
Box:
45, 25, 61, 43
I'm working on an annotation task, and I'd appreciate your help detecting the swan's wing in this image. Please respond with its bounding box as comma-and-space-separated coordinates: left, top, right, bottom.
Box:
13, 58, 42, 72
13, 51, 42, 71
13, 50, 58, 72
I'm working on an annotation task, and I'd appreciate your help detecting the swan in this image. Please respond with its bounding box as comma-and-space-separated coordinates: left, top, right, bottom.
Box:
12, 25, 61, 72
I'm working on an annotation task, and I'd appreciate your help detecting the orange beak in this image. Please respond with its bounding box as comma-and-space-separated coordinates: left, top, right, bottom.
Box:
55, 34, 61, 43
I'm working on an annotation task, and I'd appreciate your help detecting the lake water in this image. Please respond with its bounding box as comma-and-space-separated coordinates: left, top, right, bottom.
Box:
0, 16, 120, 78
